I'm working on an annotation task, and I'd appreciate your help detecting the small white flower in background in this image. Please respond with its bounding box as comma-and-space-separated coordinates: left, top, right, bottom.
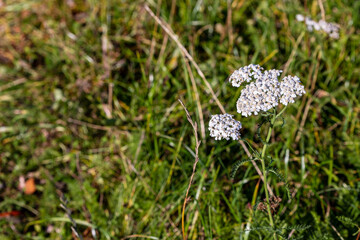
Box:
231, 64, 306, 117
329, 31, 339, 39
295, 14, 340, 39
229, 64, 264, 87
296, 14, 305, 22
209, 114, 242, 140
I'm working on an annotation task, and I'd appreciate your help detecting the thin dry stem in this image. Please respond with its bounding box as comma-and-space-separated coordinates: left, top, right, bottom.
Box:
108, 83, 113, 117
239, 140, 274, 195
67, 118, 129, 136
134, 130, 145, 163
288, 229, 296, 238
184, 58, 206, 140
178, 99, 201, 240
331, 223, 344, 240
0, 78, 26, 92
67, 118, 111, 131
101, 23, 113, 118
318, 0, 326, 21
59, 194, 84, 240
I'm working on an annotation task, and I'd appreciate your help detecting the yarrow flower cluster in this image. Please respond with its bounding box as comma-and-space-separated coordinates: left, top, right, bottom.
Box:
209, 114, 242, 140
233, 64, 305, 117
296, 14, 339, 39
229, 64, 264, 87
209, 64, 305, 140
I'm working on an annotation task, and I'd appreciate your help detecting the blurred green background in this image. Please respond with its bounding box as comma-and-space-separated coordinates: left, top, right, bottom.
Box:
0, 0, 359, 239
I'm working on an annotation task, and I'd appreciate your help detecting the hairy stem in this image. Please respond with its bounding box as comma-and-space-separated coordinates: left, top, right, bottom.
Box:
260, 110, 278, 240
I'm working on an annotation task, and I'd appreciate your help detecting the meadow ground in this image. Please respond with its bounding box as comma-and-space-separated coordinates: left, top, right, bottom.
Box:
0, 0, 359, 239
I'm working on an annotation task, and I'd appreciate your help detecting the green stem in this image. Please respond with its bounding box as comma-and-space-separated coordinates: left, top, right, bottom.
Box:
275, 105, 287, 119
260, 110, 278, 240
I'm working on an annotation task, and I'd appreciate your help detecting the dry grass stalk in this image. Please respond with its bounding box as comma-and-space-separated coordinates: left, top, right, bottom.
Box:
184, 58, 206, 140
178, 99, 201, 240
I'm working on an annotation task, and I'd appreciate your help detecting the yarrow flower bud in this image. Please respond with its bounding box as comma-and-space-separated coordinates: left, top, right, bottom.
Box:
232, 64, 306, 117
229, 64, 264, 87
209, 114, 242, 140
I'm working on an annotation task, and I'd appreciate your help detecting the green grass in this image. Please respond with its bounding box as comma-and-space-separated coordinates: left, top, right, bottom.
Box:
0, 0, 359, 239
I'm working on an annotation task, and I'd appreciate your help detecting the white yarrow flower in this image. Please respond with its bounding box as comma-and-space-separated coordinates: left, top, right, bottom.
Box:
296, 14, 305, 22
209, 114, 242, 140
232, 64, 306, 117
296, 15, 340, 39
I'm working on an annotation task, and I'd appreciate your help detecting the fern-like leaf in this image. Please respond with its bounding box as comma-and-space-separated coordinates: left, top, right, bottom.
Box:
256, 119, 269, 145
336, 216, 358, 228
279, 116, 286, 128
231, 158, 259, 179
283, 224, 311, 231
267, 167, 291, 200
